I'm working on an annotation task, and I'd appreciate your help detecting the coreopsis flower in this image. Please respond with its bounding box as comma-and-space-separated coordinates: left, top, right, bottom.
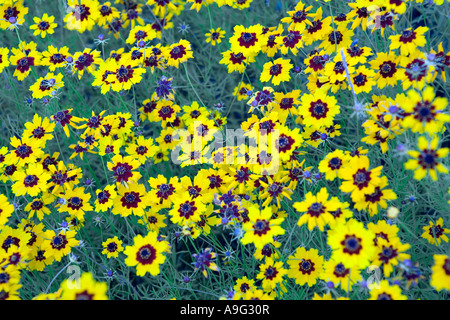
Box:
153, 100, 181, 125
320, 24, 354, 55
220, 50, 256, 73
327, 218, 376, 269
347, 2, 371, 31
234, 276, 257, 299
260, 24, 284, 57
346, 44, 373, 65
97, 1, 120, 27
272, 89, 300, 123
281, 2, 313, 32
126, 24, 157, 45
421, 218, 450, 246
6, 136, 44, 168
272, 126, 303, 162
59, 272, 108, 300
276, 30, 303, 55
320, 259, 361, 291
205, 27, 226, 46
148, 175, 181, 209
353, 176, 397, 216
169, 193, 206, 226
29, 72, 64, 99
293, 187, 341, 231
121, 2, 145, 29
164, 39, 193, 68
260, 58, 293, 86
241, 205, 285, 249
351, 65, 376, 94
47, 161, 82, 195
107, 154, 142, 186
229, 24, 265, 56
9, 44, 42, 81
0, 0, 28, 30
124, 232, 171, 276
322, 52, 356, 92
102, 237, 124, 258
369, 52, 402, 88
91, 60, 117, 94
430, 254, 450, 291
256, 258, 287, 293
389, 27, 428, 56
0, 47, 9, 73
57, 186, 93, 220
147, 0, 179, 18
106, 57, 146, 92
230, 0, 253, 9
368, 280, 407, 300
103, 18, 125, 39
142, 44, 168, 73
112, 183, 149, 217
303, 7, 332, 45
402, 86, 450, 134
404, 135, 449, 181
138, 211, 167, 233
339, 156, 383, 202
29, 13, 57, 38
428, 42, 450, 82
41, 45, 71, 71
372, 236, 411, 278
257, 173, 293, 208
64, 0, 100, 33
93, 185, 117, 213
318, 149, 351, 181
243, 289, 274, 300
24, 193, 53, 221
71, 49, 102, 79
398, 52, 432, 91
300, 90, 340, 129
22, 114, 55, 146
41, 230, 79, 262
0, 195, 14, 229
11, 163, 50, 197
287, 247, 324, 286
367, 220, 400, 246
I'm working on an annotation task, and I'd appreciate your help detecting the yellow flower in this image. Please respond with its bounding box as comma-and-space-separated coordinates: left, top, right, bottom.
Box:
404, 135, 449, 181
163, 39, 194, 68
205, 27, 226, 46
256, 258, 287, 292
29, 72, 64, 99
260, 58, 293, 86
368, 280, 407, 300
102, 237, 124, 258
327, 218, 376, 269
124, 232, 170, 277
60, 272, 108, 300
389, 27, 428, 56
41, 230, 79, 262
241, 205, 285, 249
430, 254, 450, 291
29, 13, 57, 38
11, 163, 51, 197
64, 0, 100, 33
300, 89, 340, 129
229, 24, 265, 57
294, 187, 341, 231
402, 86, 450, 134
421, 218, 450, 246
287, 247, 324, 286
